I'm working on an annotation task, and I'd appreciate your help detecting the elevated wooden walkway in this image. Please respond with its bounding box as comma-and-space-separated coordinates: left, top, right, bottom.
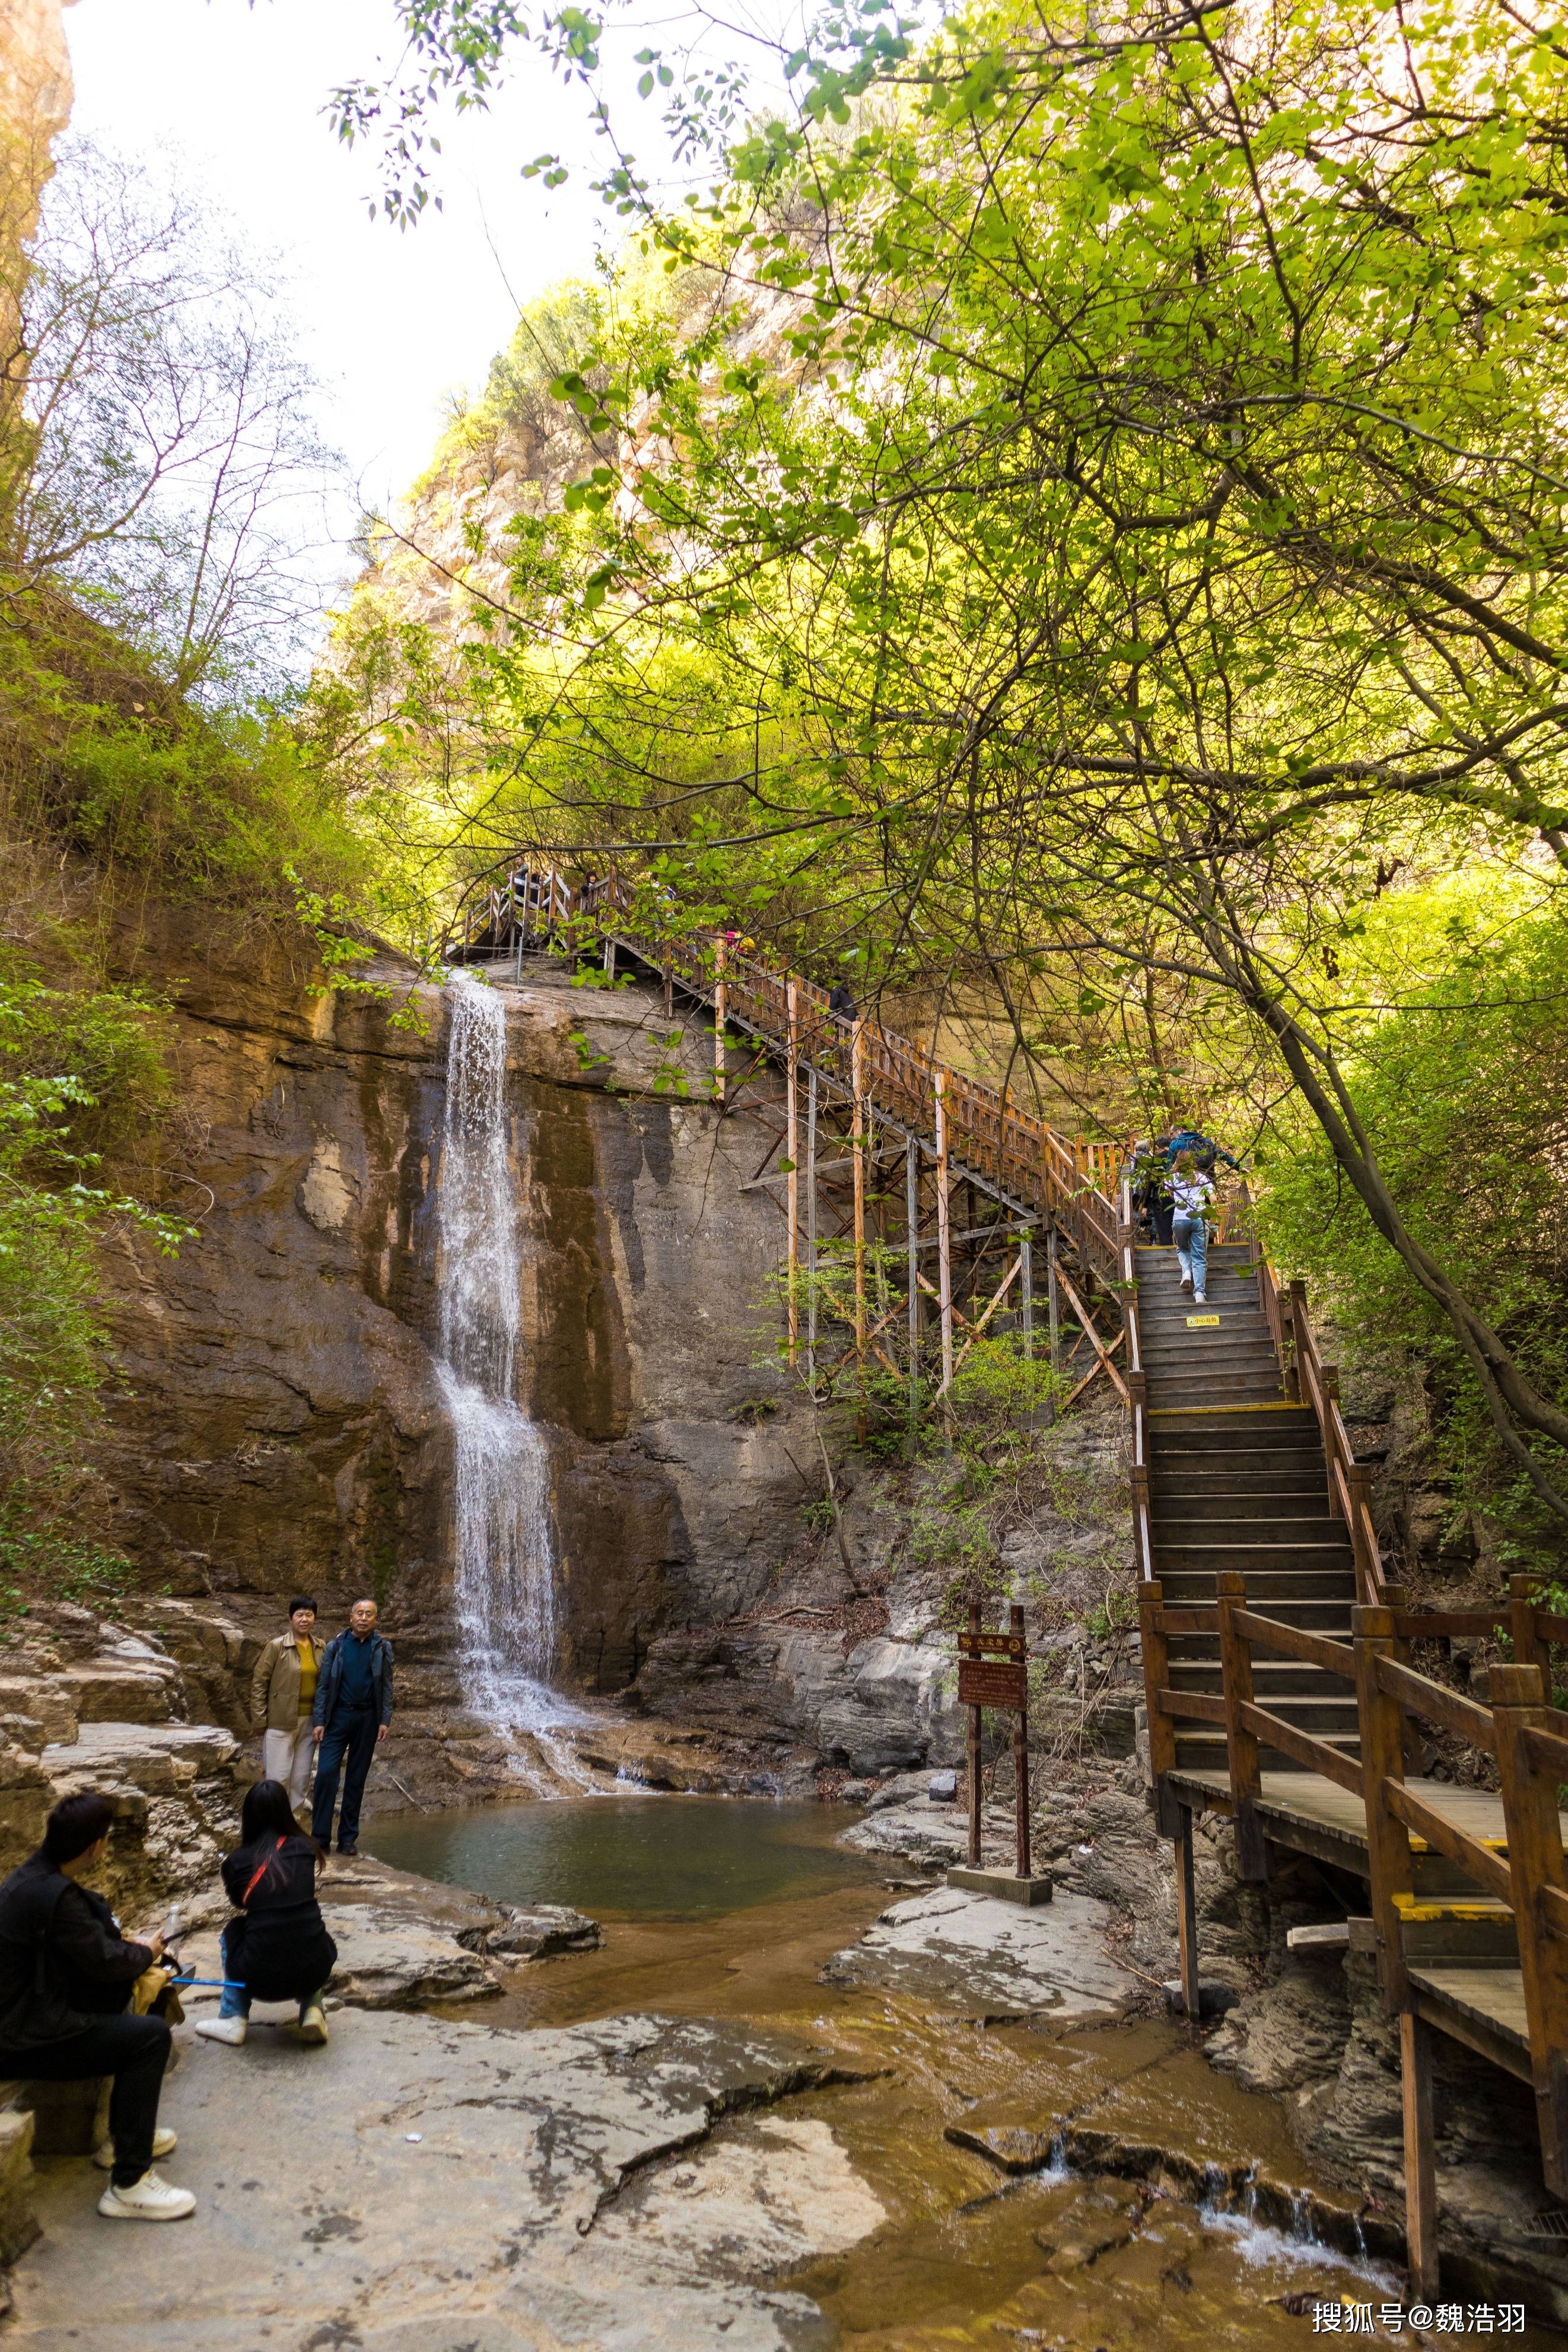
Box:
1124, 1198, 1568, 2291
449, 854, 1568, 2294
446, 860, 1129, 1394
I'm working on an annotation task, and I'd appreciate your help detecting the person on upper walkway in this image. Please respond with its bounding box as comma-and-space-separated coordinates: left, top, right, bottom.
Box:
250, 1595, 323, 1821
196, 1779, 337, 2050
1135, 1118, 1242, 1247
827, 981, 857, 1023
0, 1791, 195, 2221
310, 1598, 393, 1858
1171, 1150, 1216, 1304
1160, 1122, 1242, 1177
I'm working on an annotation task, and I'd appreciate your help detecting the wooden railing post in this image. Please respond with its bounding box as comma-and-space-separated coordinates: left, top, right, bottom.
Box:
1278, 1283, 1300, 1401
1139, 1580, 1181, 1837
1321, 1364, 1343, 1518
1491, 1661, 1568, 2199
1345, 1461, 1377, 1606
1353, 1604, 1412, 2013
1217, 1570, 1267, 1880
713, 933, 727, 1105
1510, 1574, 1550, 1687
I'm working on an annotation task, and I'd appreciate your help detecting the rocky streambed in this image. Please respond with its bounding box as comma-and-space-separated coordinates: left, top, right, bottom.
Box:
9, 1790, 1544, 2351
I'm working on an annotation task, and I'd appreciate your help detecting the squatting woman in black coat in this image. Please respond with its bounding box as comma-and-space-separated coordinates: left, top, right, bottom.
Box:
195, 1779, 337, 2048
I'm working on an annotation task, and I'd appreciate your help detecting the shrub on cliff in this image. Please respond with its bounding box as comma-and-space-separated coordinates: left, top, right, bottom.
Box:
0, 953, 187, 1592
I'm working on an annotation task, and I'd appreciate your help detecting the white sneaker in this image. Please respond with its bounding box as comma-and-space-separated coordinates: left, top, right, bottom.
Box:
1194, 1291, 1207, 1305
97, 2167, 196, 2221
297, 2001, 329, 2046
1178, 1271, 1192, 1289
195, 2014, 247, 2045
94, 2125, 176, 2170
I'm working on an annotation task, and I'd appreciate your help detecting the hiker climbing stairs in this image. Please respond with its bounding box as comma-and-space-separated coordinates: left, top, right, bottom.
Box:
1137, 1244, 1361, 1782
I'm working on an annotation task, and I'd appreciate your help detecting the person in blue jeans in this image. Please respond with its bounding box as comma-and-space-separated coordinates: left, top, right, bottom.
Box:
196, 1779, 336, 2049
309, 1599, 394, 1857
1170, 1153, 1215, 1304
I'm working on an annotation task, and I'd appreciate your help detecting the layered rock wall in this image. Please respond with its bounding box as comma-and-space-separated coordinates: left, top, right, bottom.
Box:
96, 923, 810, 1705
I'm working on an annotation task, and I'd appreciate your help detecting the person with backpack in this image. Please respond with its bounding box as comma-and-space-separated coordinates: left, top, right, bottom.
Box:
1170, 1150, 1216, 1304
0, 1791, 195, 2220
1163, 1124, 1241, 1177
195, 1779, 336, 2049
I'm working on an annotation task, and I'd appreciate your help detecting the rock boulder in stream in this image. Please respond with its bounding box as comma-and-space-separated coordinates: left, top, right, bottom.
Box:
823, 1883, 1137, 2022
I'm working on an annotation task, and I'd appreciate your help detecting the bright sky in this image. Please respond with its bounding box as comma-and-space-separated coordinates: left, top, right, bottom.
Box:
62, 0, 682, 518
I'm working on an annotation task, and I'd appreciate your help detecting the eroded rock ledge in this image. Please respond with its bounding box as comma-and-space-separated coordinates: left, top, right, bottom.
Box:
9, 2013, 880, 2351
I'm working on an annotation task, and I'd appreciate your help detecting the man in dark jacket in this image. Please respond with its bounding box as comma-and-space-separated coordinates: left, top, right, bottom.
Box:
310, 1598, 395, 1857
0, 1791, 195, 2220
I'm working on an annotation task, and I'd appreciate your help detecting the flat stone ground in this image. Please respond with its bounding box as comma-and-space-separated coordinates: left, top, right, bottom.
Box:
8, 2010, 881, 2352
7, 1883, 1137, 2350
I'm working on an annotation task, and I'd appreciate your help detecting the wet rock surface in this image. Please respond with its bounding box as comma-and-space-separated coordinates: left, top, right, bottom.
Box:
822, 1882, 1136, 2023
177, 1850, 604, 2014
8, 2011, 879, 2350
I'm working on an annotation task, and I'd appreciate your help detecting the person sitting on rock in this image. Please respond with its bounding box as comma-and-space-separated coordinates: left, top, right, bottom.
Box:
250, 1595, 324, 1824
310, 1597, 394, 1858
196, 1779, 336, 2051
0, 1790, 195, 2221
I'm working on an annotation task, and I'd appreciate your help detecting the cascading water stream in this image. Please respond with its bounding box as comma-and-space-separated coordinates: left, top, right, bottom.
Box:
434, 971, 587, 1782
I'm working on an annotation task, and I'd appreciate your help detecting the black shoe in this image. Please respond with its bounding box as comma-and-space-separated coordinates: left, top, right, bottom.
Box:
337, 1842, 358, 1856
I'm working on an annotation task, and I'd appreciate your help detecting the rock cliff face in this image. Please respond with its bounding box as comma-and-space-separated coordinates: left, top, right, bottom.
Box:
84, 914, 1138, 1801
97, 918, 812, 1709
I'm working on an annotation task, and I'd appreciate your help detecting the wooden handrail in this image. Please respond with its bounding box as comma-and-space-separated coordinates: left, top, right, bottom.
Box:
567, 869, 1131, 1283
1373, 1653, 1498, 1752
1233, 1610, 1356, 1679
1157, 1688, 1226, 1724
1239, 1702, 1365, 1795
1524, 1723, 1568, 1781
1384, 1781, 1515, 1904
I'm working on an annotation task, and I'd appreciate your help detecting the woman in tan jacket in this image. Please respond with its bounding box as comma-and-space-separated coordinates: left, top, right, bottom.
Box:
249, 1599, 324, 1814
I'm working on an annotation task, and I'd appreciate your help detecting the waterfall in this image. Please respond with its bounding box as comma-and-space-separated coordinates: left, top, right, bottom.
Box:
434, 971, 583, 1750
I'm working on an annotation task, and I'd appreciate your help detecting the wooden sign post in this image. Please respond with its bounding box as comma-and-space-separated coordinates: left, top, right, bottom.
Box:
950, 1601, 1051, 1904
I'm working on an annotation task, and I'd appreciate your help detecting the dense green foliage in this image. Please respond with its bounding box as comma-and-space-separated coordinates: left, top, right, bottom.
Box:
1260, 883, 1568, 1556
327, 0, 1568, 1545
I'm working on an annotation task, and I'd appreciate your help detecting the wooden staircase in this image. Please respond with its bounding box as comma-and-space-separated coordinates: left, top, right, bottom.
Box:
1138, 1242, 1362, 1783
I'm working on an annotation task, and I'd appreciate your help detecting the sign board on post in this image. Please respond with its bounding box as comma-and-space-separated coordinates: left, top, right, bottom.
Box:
955, 1600, 1045, 1896
958, 1657, 1028, 1711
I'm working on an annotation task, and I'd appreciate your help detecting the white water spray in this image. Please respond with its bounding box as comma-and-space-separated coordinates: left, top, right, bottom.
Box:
434, 972, 587, 1767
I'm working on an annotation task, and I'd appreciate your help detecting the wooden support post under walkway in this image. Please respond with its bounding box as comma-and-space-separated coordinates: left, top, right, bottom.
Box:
966, 1600, 982, 1867
1175, 1801, 1200, 2023
906, 1135, 920, 1445
785, 980, 799, 1363
1012, 1601, 1032, 1881
935, 1070, 953, 1406
852, 1016, 867, 1444
713, 933, 727, 1105
806, 1068, 818, 1383
1047, 1223, 1060, 1381
1401, 2011, 1439, 2300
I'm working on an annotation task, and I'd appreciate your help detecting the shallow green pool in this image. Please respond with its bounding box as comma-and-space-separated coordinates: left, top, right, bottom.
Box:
363, 1794, 880, 1921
